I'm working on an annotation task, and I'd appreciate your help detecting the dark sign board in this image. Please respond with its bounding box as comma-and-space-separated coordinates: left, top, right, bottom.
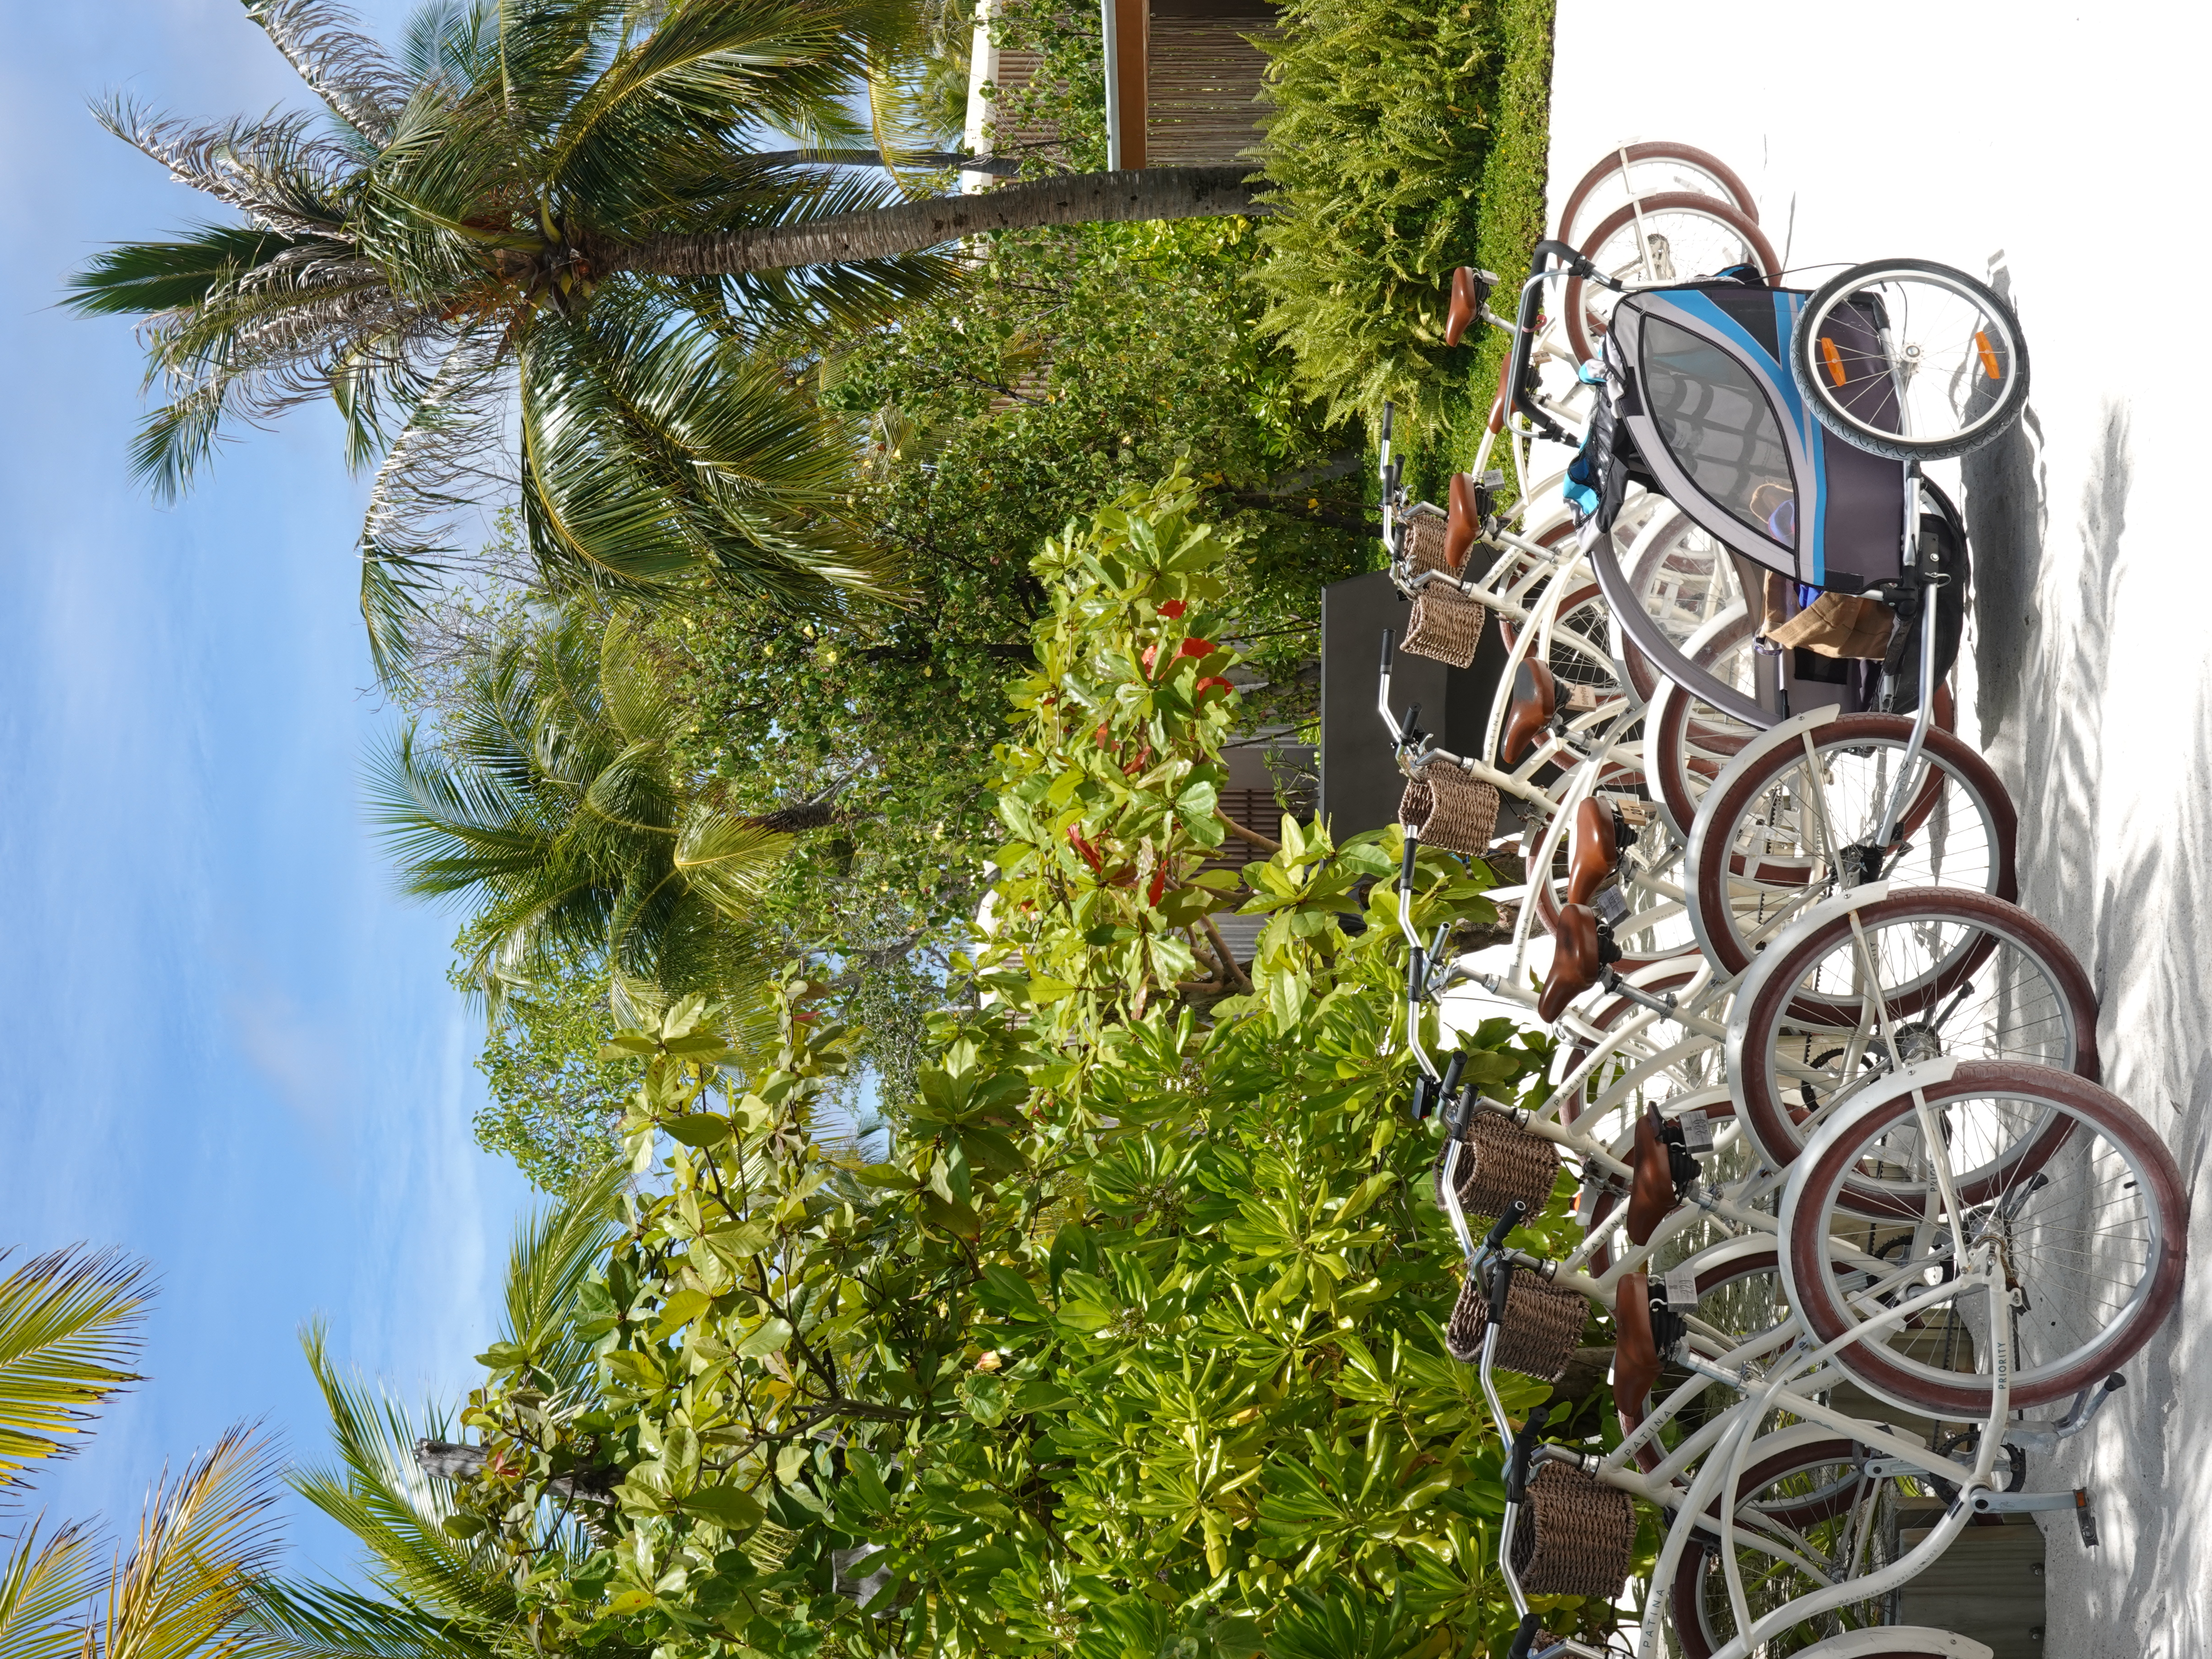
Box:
1317, 571, 1512, 841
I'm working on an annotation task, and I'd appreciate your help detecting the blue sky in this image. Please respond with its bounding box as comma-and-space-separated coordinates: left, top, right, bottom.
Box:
0, 0, 534, 1579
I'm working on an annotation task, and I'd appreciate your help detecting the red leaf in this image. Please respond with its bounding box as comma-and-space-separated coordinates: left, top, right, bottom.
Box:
1146, 866, 1167, 906
1158, 599, 1187, 620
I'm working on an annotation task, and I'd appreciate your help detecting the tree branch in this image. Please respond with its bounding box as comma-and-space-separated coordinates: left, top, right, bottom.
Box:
1214, 808, 1282, 853
1201, 914, 1252, 993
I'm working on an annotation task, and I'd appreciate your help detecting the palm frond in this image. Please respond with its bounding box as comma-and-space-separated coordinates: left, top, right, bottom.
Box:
594, 607, 680, 748
90, 99, 356, 237
351, 332, 515, 686
64, 226, 304, 319
364, 724, 564, 901
291, 1332, 515, 1630
498, 1163, 624, 1397
90, 1426, 286, 1659
0, 1249, 152, 1492
515, 310, 898, 603
235, 1584, 485, 1659
245, 0, 413, 143
349, 101, 523, 301
397, 2, 497, 95
548, 0, 875, 223
673, 811, 790, 920
0, 1520, 98, 1659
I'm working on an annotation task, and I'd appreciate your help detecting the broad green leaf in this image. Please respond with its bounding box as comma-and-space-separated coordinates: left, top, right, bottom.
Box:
663, 1114, 731, 1148
679, 1484, 764, 1531
734, 1318, 792, 1360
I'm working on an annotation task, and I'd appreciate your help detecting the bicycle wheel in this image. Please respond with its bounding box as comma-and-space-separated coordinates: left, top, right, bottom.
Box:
1643, 643, 1763, 842
1726, 889, 2099, 1193
1781, 1634, 1992, 1659
1780, 1062, 2187, 1416
1659, 1235, 1819, 1352
1669, 1430, 1896, 1659
1557, 140, 1760, 250
1599, 504, 1770, 730
1540, 580, 1629, 709
1790, 260, 2030, 463
1684, 713, 2017, 979
1567, 192, 1780, 366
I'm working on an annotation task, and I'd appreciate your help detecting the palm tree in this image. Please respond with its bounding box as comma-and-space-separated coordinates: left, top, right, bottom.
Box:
0, 1249, 288, 1659
67, 0, 1264, 683
368, 597, 799, 1028
237, 1169, 627, 1659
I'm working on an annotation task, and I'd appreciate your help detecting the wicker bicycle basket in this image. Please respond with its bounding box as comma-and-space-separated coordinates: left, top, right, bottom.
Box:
1401, 585, 1488, 668
1442, 1271, 1588, 1380
1403, 503, 1451, 574
1398, 765, 1500, 857
1435, 1108, 1559, 1222
1512, 1462, 1635, 1599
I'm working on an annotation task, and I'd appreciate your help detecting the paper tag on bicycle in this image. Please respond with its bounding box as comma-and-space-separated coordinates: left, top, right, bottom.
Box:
1663, 1265, 1700, 1307
1678, 1113, 1714, 1151
1594, 885, 1628, 926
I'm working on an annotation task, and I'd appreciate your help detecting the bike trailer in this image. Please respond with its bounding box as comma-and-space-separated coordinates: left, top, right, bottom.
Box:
1578, 277, 1912, 591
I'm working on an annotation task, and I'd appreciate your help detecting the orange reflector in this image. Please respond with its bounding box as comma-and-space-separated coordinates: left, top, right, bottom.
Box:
1819, 337, 1847, 387
1975, 329, 2002, 380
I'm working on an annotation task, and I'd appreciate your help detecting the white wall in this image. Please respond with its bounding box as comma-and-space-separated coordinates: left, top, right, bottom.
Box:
1548, 4, 2212, 1650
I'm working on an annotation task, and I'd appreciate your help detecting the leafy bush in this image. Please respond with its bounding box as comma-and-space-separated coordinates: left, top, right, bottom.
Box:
435, 480, 1617, 1659
654, 221, 1374, 1106
1253, 0, 1555, 438
462, 949, 642, 1192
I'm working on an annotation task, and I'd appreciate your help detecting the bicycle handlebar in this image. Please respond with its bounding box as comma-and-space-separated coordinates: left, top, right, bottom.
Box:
1504, 240, 1620, 447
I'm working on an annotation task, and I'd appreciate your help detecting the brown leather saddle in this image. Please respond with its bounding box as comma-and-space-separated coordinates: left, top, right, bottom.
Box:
1565, 796, 1628, 907
1611, 1269, 1664, 1437
1501, 655, 1560, 767
1443, 470, 1483, 573
1624, 1106, 1680, 1247
1536, 901, 1614, 1021
1444, 265, 1485, 348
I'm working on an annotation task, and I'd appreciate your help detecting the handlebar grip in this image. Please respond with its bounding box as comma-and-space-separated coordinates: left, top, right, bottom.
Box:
1439, 1049, 1467, 1103
1379, 628, 1395, 674
1507, 1612, 1544, 1659
1486, 1256, 1516, 1326
1483, 1198, 1528, 1253
1504, 1403, 1551, 1503
1380, 400, 1394, 443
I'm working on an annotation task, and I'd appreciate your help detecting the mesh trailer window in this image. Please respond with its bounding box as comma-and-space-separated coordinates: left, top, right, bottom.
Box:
1641, 315, 1796, 550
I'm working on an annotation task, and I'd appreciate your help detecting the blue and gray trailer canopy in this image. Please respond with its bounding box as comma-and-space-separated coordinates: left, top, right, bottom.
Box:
1594, 280, 1910, 589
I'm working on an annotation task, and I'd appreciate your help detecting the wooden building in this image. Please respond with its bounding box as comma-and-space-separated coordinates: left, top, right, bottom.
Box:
964, 0, 1278, 179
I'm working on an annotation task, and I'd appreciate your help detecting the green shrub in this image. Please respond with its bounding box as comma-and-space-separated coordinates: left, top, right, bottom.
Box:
1254, 0, 1555, 440
654, 221, 1374, 1108
437, 480, 1612, 1659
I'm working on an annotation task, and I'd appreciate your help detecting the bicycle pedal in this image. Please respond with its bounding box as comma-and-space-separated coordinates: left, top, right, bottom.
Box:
2076, 1489, 2100, 1548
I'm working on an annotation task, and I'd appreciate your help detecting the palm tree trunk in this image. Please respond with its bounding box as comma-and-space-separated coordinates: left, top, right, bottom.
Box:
602, 167, 1266, 279
749, 149, 1023, 175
